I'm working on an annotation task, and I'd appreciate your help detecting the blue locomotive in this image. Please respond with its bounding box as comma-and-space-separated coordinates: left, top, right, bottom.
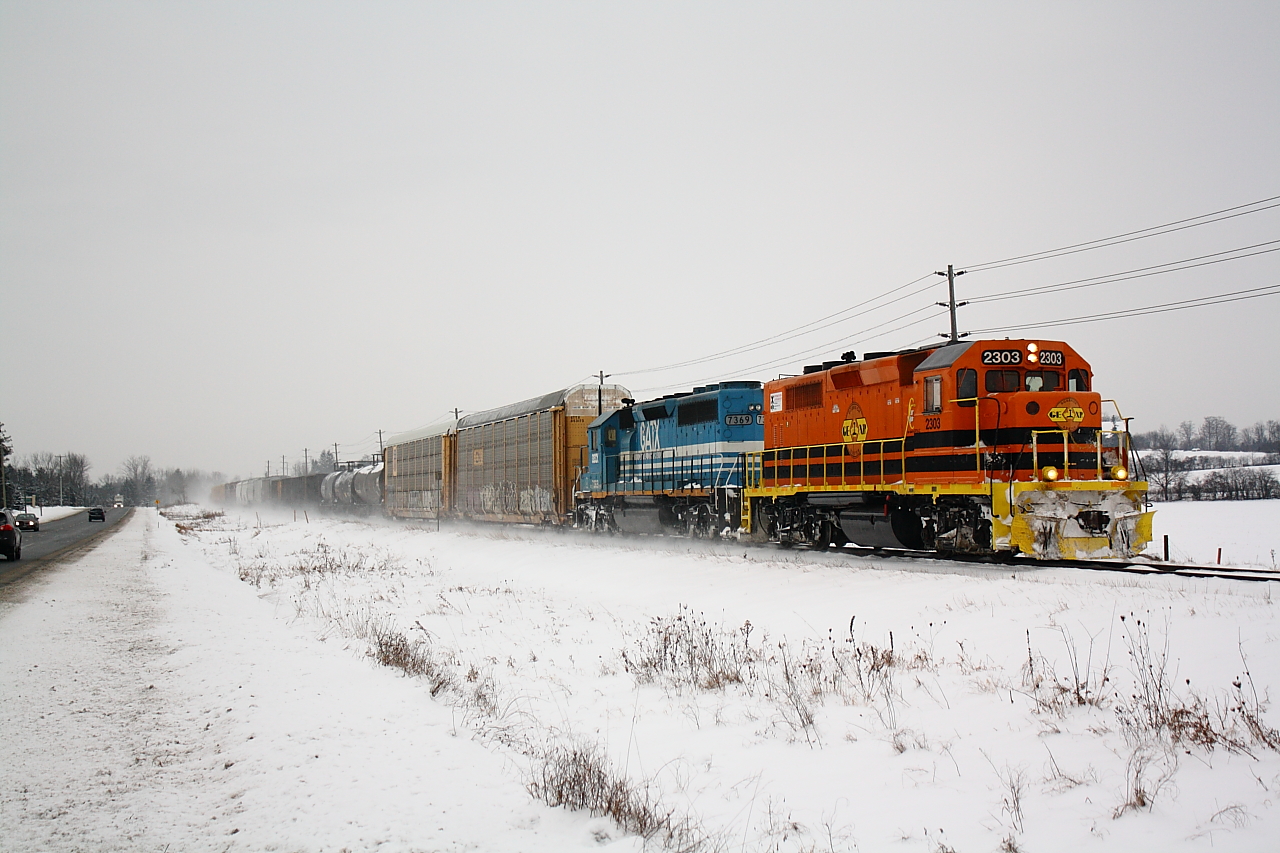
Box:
575, 381, 764, 536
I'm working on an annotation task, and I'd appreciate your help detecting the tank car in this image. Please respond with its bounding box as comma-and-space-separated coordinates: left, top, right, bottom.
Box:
575, 381, 764, 536
320, 463, 383, 511
352, 463, 384, 508
744, 341, 1152, 559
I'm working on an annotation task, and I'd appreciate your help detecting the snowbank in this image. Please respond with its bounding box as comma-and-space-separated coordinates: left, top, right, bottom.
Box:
20, 505, 87, 522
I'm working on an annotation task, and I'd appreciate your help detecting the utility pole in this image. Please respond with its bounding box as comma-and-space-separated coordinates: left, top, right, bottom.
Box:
266, 460, 271, 477
304, 448, 309, 474
451, 408, 462, 421
597, 369, 610, 415
377, 430, 384, 461
281, 455, 286, 477
334, 443, 339, 469
55, 454, 65, 505
933, 264, 968, 343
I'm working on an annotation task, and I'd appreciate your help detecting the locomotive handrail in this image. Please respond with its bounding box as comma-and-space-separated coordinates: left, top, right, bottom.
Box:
950, 396, 1002, 477
744, 437, 912, 491
1030, 427, 1133, 481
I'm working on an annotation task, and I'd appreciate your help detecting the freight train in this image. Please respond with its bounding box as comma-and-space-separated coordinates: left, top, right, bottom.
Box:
212, 337, 1153, 560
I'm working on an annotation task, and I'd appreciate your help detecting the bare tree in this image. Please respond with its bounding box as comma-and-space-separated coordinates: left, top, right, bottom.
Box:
1197, 417, 1238, 452
1143, 427, 1184, 501
120, 455, 155, 506
1177, 420, 1197, 450
62, 453, 92, 505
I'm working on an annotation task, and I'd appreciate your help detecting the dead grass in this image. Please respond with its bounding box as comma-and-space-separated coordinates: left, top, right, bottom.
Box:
1114, 614, 1278, 759
527, 740, 708, 853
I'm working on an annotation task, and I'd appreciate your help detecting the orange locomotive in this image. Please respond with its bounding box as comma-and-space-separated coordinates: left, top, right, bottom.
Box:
743, 339, 1152, 559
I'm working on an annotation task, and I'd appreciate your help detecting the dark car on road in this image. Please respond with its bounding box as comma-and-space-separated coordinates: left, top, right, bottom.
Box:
88, 507, 106, 522
1, 509, 23, 560
15, 512, 40, 532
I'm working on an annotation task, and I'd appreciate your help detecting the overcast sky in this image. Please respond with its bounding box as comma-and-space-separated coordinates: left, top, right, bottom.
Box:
3, 2, 1278, 482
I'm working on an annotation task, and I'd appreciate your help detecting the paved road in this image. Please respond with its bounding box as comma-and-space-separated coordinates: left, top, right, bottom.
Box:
0, 506, 133, 588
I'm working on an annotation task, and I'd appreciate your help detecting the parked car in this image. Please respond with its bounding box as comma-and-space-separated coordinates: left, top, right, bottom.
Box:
88, 507, 106, 522
0, 509, 22, 560
15, 513, 39, 532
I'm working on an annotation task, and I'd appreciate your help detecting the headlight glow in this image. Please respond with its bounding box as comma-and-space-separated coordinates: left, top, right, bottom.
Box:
1040, 466, 1059, 482
1110, 465, 1128, 481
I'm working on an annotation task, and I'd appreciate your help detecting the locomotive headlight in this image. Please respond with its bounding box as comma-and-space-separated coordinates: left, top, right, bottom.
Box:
1110, 465, 1129, 481
1027, 352, 1039, 364
1026, 343, 1039, 353
1040, 466, 1059, 482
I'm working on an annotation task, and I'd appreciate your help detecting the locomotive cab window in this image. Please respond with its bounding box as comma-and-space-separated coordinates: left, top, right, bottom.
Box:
1023, 371, 1061, 392
957, 368, 977, 407
605, 428, 617, 447
985, 369, 1020, 393
923, 375, 943, 413
1068, 369, 1090, 392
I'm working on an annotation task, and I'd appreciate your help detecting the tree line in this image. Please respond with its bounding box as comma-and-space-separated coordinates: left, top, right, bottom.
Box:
1131, 416, 1279, 502
0, 423, 222, 509
1131, 416, 1280, 454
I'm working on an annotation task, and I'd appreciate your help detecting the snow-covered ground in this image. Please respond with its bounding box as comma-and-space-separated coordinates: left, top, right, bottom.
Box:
1169, 451, 1272, 464
3, 505, 1279, 852
1147, 499, 1280, 568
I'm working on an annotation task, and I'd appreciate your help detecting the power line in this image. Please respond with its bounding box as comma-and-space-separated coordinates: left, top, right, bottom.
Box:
967, 284, 1280, 335
612, 272, 937, 377
961, 194, 1280, 272
966, 240, 1280, 305
613, 195, 1280, 383
629, 305, 948, 396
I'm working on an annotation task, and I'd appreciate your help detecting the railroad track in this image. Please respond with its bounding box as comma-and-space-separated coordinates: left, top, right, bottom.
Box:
828, 544, 1280, 582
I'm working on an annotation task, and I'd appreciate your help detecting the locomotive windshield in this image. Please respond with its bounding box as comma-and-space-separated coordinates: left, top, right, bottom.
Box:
982, 368, 1065, 393
1023, 371, 1061, 392
985, 369, 1020, 393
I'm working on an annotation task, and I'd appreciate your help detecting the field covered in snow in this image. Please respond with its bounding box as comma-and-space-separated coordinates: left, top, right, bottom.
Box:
3, 502, 1280, 852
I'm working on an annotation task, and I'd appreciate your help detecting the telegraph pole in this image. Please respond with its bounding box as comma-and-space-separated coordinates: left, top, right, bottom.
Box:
451, 408, 462, 420
597, 369, 610, 415
334, 443, 340, 469
304, 448, 309, 473
934, 264, 968, 343
281, 455, 286, 477
55, 454, 65, 505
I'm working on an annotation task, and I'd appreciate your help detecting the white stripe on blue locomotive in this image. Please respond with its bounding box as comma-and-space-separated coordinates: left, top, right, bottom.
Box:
579, 381, 765, 495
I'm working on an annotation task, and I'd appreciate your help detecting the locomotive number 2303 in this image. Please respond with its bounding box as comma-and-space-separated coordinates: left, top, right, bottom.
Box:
981, 350, 1022, 365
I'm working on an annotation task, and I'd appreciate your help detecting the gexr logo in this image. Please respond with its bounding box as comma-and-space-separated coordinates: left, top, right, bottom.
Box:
841, 403, 868, 444
1047, 397, 1085, 430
